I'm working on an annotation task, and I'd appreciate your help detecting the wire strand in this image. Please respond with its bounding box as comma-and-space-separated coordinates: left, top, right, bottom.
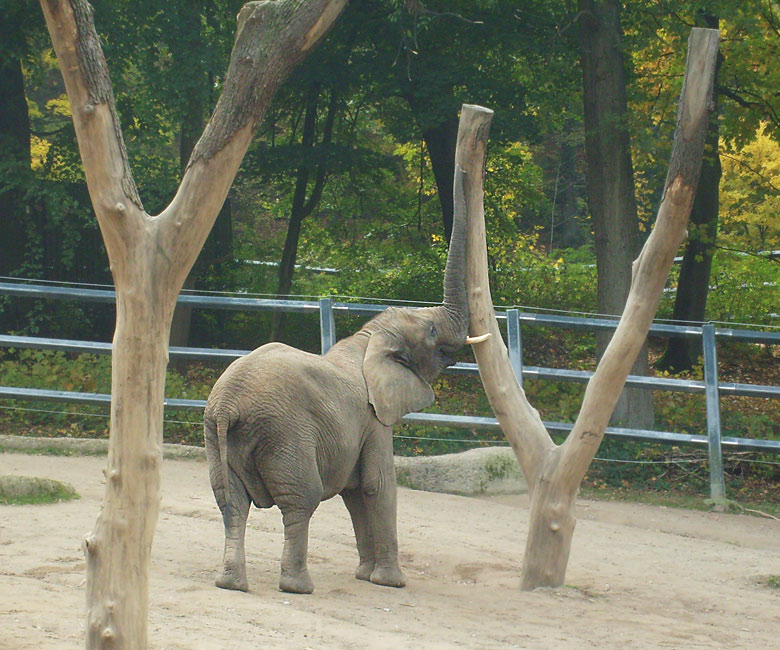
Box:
2, 276, 777, 329
1, 405, 778, 468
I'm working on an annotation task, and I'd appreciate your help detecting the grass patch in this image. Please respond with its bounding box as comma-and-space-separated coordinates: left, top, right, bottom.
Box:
0, 475, 79, 505
0, 443, 76, 457
765, 575, 780, 589
580, 485, 713, 511
581, 483, 780, 519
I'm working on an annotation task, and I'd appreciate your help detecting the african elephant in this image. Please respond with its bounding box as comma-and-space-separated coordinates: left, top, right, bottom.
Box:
204, 175, 482, 594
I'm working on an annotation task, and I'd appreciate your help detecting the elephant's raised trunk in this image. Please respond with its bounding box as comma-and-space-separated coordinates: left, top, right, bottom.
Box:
441, 166, 469, 343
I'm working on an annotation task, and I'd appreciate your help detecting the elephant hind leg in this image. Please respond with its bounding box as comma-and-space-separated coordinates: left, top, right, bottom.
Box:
278, 508, 317, 594
359, 435, 406, 589
216, 471, 251, 592
268, 467, 322, 594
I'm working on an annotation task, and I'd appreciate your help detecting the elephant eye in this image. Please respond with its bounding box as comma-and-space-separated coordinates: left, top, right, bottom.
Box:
429, 323, 438, 339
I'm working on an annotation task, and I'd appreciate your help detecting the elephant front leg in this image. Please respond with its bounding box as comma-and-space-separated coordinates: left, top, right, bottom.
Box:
363, 489, 406, 588
341, 488, 375, 581
360, 436, 406, 588
216, 474, 251, 592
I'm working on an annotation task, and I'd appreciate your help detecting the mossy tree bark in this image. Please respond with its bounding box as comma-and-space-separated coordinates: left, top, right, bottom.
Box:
465, 29, 719, 590
37, 0, 346, 647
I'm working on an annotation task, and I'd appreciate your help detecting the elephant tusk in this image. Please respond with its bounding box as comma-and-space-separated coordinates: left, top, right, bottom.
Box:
466, 332, 491, 345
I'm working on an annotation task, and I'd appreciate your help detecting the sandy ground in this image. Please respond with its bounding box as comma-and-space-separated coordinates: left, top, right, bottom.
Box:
1, 452, 779, 649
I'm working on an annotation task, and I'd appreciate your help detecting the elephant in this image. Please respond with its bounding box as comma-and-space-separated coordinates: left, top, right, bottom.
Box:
204, 174, 483, 594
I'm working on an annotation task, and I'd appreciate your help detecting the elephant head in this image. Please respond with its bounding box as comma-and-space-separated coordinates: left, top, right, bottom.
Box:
361, 169, 484, 426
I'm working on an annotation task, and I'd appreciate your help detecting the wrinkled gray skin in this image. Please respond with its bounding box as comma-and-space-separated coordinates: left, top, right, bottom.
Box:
205, 181, 469, 594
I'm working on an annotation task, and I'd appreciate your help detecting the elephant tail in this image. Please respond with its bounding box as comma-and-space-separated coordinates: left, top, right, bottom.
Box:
215, 410, 234, 526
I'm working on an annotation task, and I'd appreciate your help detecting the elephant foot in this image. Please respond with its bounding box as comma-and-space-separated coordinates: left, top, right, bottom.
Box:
369, 565, 406, 588
216, 567, 248, 592
355, 561, 375, 582
279, 569, 315, 594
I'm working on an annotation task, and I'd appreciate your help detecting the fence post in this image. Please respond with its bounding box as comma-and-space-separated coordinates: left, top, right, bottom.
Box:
506, 309, 523, 387
319, 297, 336, 354
702, 322, 725, 503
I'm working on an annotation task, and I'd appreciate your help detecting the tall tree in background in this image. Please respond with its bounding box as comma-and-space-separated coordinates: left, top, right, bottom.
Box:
269, 81, 338, 340
628, 1, 780, 354
0, 1, 34, 313
578, 0, 654, 428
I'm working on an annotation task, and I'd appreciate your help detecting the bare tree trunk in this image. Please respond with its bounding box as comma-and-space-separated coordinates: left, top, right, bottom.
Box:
38, 0, 346, 646
657, 13, 722, 373
466, 29, 719, 590
85, 271, 174, 647
579, 0, 654, 429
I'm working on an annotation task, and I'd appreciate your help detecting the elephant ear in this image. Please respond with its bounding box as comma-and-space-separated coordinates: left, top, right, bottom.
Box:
363, 330, 435, 427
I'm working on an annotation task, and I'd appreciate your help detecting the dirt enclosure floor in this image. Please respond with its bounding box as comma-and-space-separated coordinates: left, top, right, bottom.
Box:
1, 452, 779, 649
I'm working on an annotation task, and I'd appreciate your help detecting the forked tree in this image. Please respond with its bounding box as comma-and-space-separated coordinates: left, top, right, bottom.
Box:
462, 28, 719, 590
38, 0, 346, 647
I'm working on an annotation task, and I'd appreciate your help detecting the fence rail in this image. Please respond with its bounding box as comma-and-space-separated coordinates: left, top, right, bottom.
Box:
1, 280, 779, 500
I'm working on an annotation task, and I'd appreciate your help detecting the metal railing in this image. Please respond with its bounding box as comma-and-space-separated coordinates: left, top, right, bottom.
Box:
1, 280, 779, 500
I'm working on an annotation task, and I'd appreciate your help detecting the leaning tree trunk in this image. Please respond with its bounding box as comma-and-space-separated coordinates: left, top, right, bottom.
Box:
38, 0, 346, 647
465, 28, 719, 590
658, 13, 722, 372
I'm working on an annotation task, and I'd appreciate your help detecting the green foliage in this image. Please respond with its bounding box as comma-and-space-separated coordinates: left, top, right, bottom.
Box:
0, 349, 221, 445
720, 123, 780, 251
487, 240, 597, 312
705, 251, 780, 325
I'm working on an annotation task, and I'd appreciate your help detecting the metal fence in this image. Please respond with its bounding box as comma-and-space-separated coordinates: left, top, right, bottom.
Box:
1, 279, 779, 500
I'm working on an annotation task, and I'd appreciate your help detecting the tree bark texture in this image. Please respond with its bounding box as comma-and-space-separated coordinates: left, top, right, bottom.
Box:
466, 29, 719, 590
463, 106, 553, 490
578, 0, 654, 429
38, 0, 345, 647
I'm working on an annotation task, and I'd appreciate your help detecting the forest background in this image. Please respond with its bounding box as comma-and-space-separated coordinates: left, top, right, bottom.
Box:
0, 0, 778, 506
